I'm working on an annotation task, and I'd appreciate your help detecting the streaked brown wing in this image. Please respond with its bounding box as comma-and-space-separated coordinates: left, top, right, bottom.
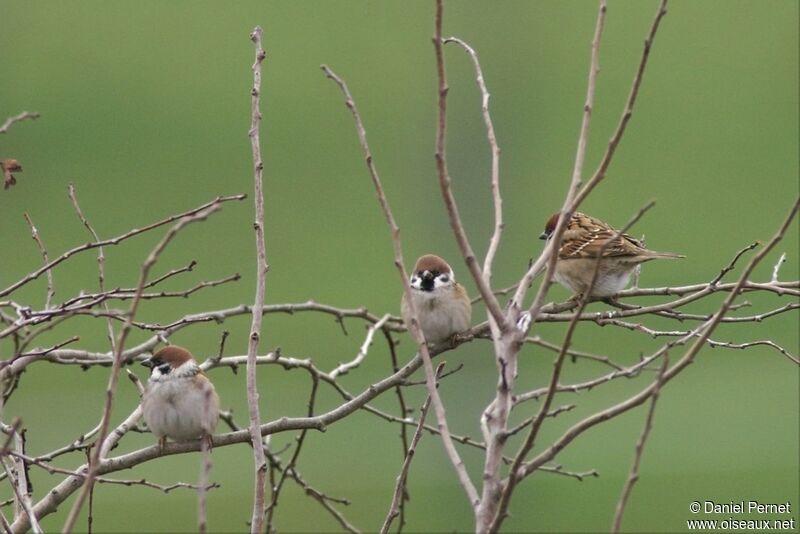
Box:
559, 215, 646, 259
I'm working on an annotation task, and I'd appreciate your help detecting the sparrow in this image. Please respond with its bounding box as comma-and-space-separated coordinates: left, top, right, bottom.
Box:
141, 346, 219, 449
539, 212, 684, 297
401, 254, 471, 344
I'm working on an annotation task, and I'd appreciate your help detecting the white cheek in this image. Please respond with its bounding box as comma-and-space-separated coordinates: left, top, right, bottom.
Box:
434, 273, 454, 289
410, 276, 421, 290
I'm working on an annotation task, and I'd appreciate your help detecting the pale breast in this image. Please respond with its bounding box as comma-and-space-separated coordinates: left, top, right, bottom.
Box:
402, 287, 470, 343
142, 378, 219, 442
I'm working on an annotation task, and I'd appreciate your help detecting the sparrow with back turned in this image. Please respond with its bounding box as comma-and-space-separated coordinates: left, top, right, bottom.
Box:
401, 254, 472, 345
141, 346, 219, 450
539, 212, 684, 297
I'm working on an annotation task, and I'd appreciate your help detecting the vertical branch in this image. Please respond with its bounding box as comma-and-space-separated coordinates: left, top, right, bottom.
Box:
321, 64, 479, 507
510, 0, 608, 314
379, 363, 444, 534
476, 2, 608, 531
22, 213, 55, 310
61, 203, 222, 534
86, 448, 94, 534
490, 202, 654, 532
572, 0, 669, 209
0, 461, 40, 534
246, 25, 269, 534
0, 423, 40, 534
518, 198, 800, 482
383, 329, 410, 528
69, 183, 116, 352
0, 510, 11, 534
265, 372, 319, 532
198, 388, 213, 534
442, 37, 503, 281
432, 0, 506, 328
611, 353, 669, 533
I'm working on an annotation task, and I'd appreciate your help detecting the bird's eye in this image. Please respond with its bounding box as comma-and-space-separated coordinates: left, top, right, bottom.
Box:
157, 363, 171, 375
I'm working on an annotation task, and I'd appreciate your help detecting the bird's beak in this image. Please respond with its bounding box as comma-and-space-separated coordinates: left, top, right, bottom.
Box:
538, 232, 548, 240
422, 271, 434, 282
141, 358, 154, 369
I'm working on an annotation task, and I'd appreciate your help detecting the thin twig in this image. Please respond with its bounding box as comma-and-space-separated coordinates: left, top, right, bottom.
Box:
490, 201, 654, 531
321, 61, 479, 506
22, 214, 55, 309
0, 194, 246, 299
329, 314, 391, 378
62, 202, 224, 533
0, 460, 40, 534
510, 0, 609, 317
570, 0, 669, 209
612, 353, 669, 532
380, 363, 444, 534
266, 372, 320, 532
518, 198, 799, 483
442, 37, 504, 283
0, 112, 40, 134
69, 183, 117, 352
383, 329, 410, 530
220, 410, 358, 533
198, 387, 213, 534
771, 252, 787, 283
432, 4, 505, 328
710, 242, 759, 286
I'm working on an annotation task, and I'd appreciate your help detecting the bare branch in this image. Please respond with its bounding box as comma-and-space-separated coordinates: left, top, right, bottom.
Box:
246, 25, 269, 534
383, 328, 411, 527
612, 353, 669, 532
710, 242, 759, 285
518, 198, 799, 482
510, 0, 608, 315
442, 36, 503, 282
321, 60, 479, 506
771, 252, 787, 283
380, 363, 444, 534
706, 339, 798, 365
0, 112, 40, 134
570, 0, 669, 209
68, 183, 117, 352
432, 2, 506, 328
266, 372, 320, 532
62, 202, 224, 533
21, 213, 55, 309
491, 201, 654, 531
330, 314, 391, 378
0, 194, 246, 299
219, 411, 358, 532
198, 387, 214, 534
0, 424, 40, 534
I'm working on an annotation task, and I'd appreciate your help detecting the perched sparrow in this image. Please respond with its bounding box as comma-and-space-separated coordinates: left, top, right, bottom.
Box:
141, 346, 219, 449
540, 212, 684, 297
401, 254, 471, 344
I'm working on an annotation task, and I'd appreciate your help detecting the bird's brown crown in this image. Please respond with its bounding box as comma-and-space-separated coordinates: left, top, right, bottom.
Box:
152, 346, 194, 367
413, 254, 451, 275
543, 212, 562, 236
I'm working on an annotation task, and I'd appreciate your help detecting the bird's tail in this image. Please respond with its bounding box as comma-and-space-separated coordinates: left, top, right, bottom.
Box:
647, 251, 685, 259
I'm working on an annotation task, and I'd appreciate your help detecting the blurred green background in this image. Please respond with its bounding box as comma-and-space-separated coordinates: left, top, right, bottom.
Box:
1, 1, 797, 532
